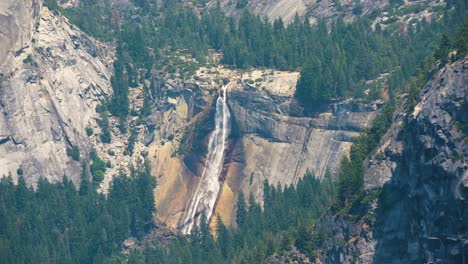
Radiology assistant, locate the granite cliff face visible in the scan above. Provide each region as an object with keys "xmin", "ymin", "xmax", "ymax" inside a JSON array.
[
  {"xmin": 0, "ymin": 0, "xmax": 41, "ymax": 63},
  {"xmin": 214, "ymin": 73, "xmax": 379, "ymax": 227},
  {"xmin": 208, "ymin": 0, "xmax": 388, "ymax": 24},
  {"xmin": 1, "ymin": 2, "xmax": 376, "ymax": 228},
  {"xmin": 146, "ymin": 68, "xmax": 379, "ymax": 229},
  {"xmin": 0, "ymin": 0, "xmax": 381, "ymax": 234},
  {"xmin": 317, "ymin": 58, "xmax": 467, "ymax": 263},
  {"xmin": 0, "ymin": 2, "xmax": 113, "ymax": 186},
  {"xmin": 0, "ymin": 3, "xmax": 463, "ymax": 255}
]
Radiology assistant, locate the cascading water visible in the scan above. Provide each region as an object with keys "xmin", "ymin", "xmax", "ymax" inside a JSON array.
[{"xmin": 180, "ymin": 84, "xmax": 231, "ymax": 234}]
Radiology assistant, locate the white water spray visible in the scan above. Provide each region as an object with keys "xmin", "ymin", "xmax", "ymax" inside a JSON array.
[{"xmin": 180, "ymin": 84, "xmax": 231, "ymax": 234}]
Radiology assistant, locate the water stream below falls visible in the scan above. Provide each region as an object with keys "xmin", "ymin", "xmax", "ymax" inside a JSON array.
[{"xmin": 180, "ymin": 84, "xmax": 231, "ymax": 234}]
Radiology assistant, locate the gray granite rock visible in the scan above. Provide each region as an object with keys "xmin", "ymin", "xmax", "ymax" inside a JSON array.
[
  {"xmin": 317, "ymin": 59, "xmax": 467, "ymax": 264},
  {"xmin": 0, "ymin": 5, "xmax": 113, "ymax": 187}
]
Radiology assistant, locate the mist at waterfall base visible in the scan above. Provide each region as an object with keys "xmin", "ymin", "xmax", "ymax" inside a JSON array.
[{"xmin": 181, "ymin": 85, "xmax": 231, "ymax": 234}]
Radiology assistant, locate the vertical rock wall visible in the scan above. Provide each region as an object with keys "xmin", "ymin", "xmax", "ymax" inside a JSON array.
[
  {"xmin": 0, "ymin": 0, "xmax": 41, "ymax": 64},
  {"xmin": 317, "ymin": 58, "xmax": 467, "ymax": 264},
  {"xmin": 0, "ymin": 6, "xmax": 113, "ymax": 186}
]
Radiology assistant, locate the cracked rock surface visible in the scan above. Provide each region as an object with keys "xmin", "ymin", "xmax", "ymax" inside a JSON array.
[{"xmin": 0, "ymin": 4, "xmax": 113, "ymax": 186}]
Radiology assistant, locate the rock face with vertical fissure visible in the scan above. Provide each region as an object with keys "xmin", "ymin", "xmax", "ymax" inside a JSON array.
[{"xmin": 316, "ymin": 58, "xmax": 467, "ymax": 264}]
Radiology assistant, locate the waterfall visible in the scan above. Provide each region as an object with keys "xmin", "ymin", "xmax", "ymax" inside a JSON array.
[{"xmin": 180, "ymin": 84, "xmax": 231, "ymax": 234}]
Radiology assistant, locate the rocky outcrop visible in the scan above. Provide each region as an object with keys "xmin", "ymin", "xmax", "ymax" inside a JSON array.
[
  {"xmin": 226, "ymin": 78, "xmax": 378, "ymax": 187},
  {"xmin": 267, "ymin": 246, "xmax": 313, "ymax": 264},
  {"xmin": 369, "ymin": 58, "xmax": 468, "ymax": 263},
  {"xmin": 0, "ymin": 6, "xmax": 113, "ymax": 186},
  {"xmin": 216, "ymin": 0, "xmax": 309, "ymax": 24},
  {"xmin": 212, "ymin": 70, "xmax": 379, "ymax": 228},
  {"xmin": 0, "ymin": 0, "xmax": 41, "ymax": 64},
  {"xmin": 146, "ymin": 67, "xmax": 379, "ymax": 230},
  {"xmin": 147, "ymin": 69, "xmax": 226, "ymax": 228},
  {"xmin": 307, "ymin": 0, "xmax": 388, "ymax": 24},
  {"xmin": 317, "ymin": 58, "xmax": 467, "ymax": 263},
  {"xmin": 208, "ymin": 0, "xmax": 389, "ymax": 24}
]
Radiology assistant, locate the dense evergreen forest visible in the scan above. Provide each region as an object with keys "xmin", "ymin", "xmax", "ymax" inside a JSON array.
[
  {"xmin": 3, "ymin": 0, "xmax": 465, "ymax": 263},
  {"xmin": 0, "ymin": 162, "xmax": 155, "ymax": 264},
  {"xmin": 129, "ymin": 20, "xmax": 467, "ymax": 263},
  {"xmin": 127, "ymin": 175, "xmax": 335, "ymax": 263},
  {"xmin": 47, "ymin": 0, "xmax": 466, "ymax": 115}
]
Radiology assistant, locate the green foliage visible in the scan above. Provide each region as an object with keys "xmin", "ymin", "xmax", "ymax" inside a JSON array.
[
  {"xmin": 396, "ymin": 4, "xmax": 424, "ymax": 15},
  {"xmin": 31, "ymin": 2, "xmax": 465, "ymax": 262},
  {"xmin": 90, "ymin": 149, "xmax": 106, "ymax": 184},
  {"xmin": 109, "ymin": 46, "xmax": 129, "ymax": 119},
  {"xmin": 66, "ymin": 145, "xmax": 81, "ymax": 161},
  {"xmin": 216, "ymin": 216, "xmax": 232, "ymax": 258},
  {"xmin": 236, "ymin": 192, "xmax": 247, "ymax": 228},
  {"xmin": 127, "ymin": 127, "xmax": 138, "ymax": 155},
  {"xmin": 453, "ymin": 19, "xmax": 468, "ymax": 58},
  {"xmin": 360, "ymin": 190, "xmax": 383, "ymax": 205},
  {"xmin": 407, "ymin": 21, "xmax": 468, "ymax": 113},
  {"xmin": 177, "ymin": 112, "xmax": 214, "ymax": 155},
  {"xmin": 44, "ymin": 0, "xmax": 58, "ymax": 10},
  {"xmin": 334, "ymin": 102, "xmax": 395, "ymax": 212},
  {"xmin": 138, "ymin": 174, "xmax": 335, "ymax": 263},
  {"xmin": 295, "ymin": 221, "xmax": 322, "ymax": 258},
  {"xmin": 22, "ymin": 55, "xmax": 34, "ymax": 64},
  {"xmin": 55, "ymin": 0, "xmax": 464, "ymax": 124},
  {"xmin": 140, "ymin": 85, "xmax": 152, "ymax": 117},
  {"xmin": 295, "ymin": 59, "xmax": 332, "ymax": 111},
  {"xmin": 22, "ymin": 54, "xmax": 39, "ymax": 67},
  {"xmin": 97, "ymin": 105, "xmax": 112, "ymax": 143},
  {"xmin": 332, "ymin": 20, "xmax": 468, "ymax": 213},
  {"xmin": 0, "ymin": 161, "xmax": 156, "ymax": 264},
  {"xmin": 352, "ymin": 5, "xmax": 363, "ymax": 15},
  {"xmin": 389, "ymin": 0, "xmax": 404, "ymax": 7},
  {"xmin": 236, "ymin": 0, "xmax": 249, "ymax": 9},
  {"xmin": 61, "ymin": 0, "xmax": 114, "ymax": 41},
  {"xmin": 51, "ymin": 0, "xmax": 463, "ymax": 131},
  {"xmin": 435, "ymin": 19, "xmax": 468, "ymax": 66},
  {"xmin": 435, "ymin": 34, "xmax": 451, "ymax": 65},
  {"xmin": 85, "ymin": 127, "xmax": 94, "ymax": 137}
]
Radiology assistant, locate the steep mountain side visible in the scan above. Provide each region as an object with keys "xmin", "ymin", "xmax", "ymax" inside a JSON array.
[
  {"xmin": 0, "ymin": 1, "xmax": 379, "ymax": 226},
  {"xmin": 0, "ymin": 0, "xmax": 41, "ymax": 63},
  {"xmin": 214, "ymin": 72, "xmax": 379, "ymax": 227},
  {"xmin": 146, "ymin": 69, "xmax": 226, "ymax": 229},
  {"xmin": 0, "ymin": 5, "xmax": 113, "ymax": 186},
  {"xmin": 146, "ymin": 67, "xmax": 379, "ymax": 229},
  {"xmin": 0, "ymin": 0, "xmax": 456, "ymax": 239},
  {"xmin": 317, "ymin": 58, "xmax": 467, "ymax": 263}
]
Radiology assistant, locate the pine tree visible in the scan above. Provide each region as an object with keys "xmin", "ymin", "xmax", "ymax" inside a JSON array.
[
  {"xmin": 435, "ymin": 34, "xmax": 451, "ymax": 65},
  {"xmin": 136, "ymin": 161, "xmax": 156, "ymax": 234},
  {"xmin": 15, "ymin": 174, "xmax": 29, "ymax": 210},
  {"xmin": 236, "ymin": 192, "xmax": 247, "ymax": 228},
  {"xmin": 216, "ymin": 216, "xmax": 231, "ymax": 258},
  {"xmin": 79, "ymin": 162, "xmax": 91, "ymax": 196}
]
